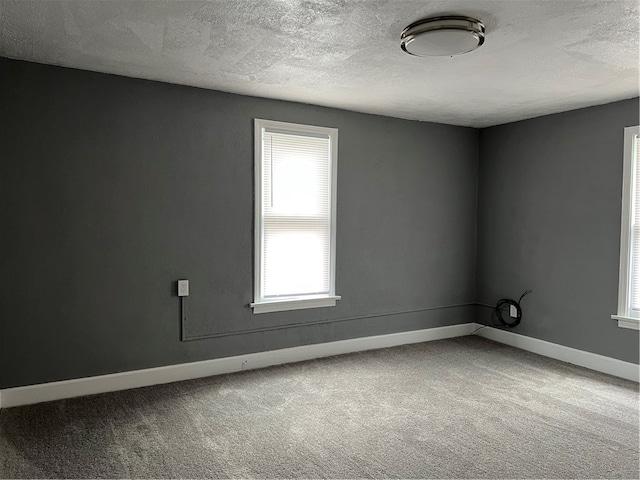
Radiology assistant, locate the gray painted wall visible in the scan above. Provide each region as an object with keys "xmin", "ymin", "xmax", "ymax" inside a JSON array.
[
  {"xmin": 476, "ymin": 98, "xmax": 640, "ymax": 364},
  {"xmin": 0, "ymin": 58, "xmax": 479, "ymax": 389}
]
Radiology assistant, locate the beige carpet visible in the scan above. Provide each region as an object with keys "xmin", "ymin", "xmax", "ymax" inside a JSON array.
[{"xmin": 0, "ymin": 336, "xmax": 638, "ymax": 478}]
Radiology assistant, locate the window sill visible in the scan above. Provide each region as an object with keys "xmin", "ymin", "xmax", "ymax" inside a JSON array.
[
  {"xmin": 251, "ymin": 295, "xmax": 341, "ymax": 314},
  {"xmin": 611, "ymin": 315, "xmax": 640, "ymax": 330}
]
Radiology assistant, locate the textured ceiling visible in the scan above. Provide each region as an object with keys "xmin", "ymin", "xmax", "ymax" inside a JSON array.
[{"xmin": 0, "ymin": 0, "xmax": 638, "ymax": 127}]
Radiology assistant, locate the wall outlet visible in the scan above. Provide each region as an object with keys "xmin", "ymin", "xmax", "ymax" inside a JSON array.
[
  {"xmin": 510, "ymin": 304, "xmax": 518, "ymax": 318},
  {"xmin": 178, "ymin": 280, "xmax": 189, "ymax": 297}
]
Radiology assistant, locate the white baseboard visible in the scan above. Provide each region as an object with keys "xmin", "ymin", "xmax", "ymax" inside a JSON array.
[
  {"xmin": 0, "ymin": 322, "xmax": 477, "ymax": 409},
  {"xmin": 474, "ymin": 324, "xmax": 640, "ymax": 382},
  {"xmin": 3, "ymin": 322, "xmax": 634, "ymax": 409}
]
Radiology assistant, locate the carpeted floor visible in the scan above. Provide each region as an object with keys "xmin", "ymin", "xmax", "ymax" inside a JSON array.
[{"xmin": 0, "ymin": 335, "xmax": 638, "ymax": 479}]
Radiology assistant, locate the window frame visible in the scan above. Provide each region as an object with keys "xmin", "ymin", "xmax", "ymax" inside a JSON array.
[
  {"xmin": 251, "ymin": 118, "xmax": 340, "ymax": 314},
  {"xmin": 612, "ymin": 125, "xmax": 640, "ymax": 330}
]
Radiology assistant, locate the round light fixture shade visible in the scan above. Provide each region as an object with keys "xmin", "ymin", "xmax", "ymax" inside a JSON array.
[{"xmin": 401, "ymin": 16, "xmax": 485, "ymax": 57}]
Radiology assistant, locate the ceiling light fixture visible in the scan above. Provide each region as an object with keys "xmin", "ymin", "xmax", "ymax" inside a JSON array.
[{"xmin": 400, "ymin": 16, "xmax": 485, "ymax": 57}]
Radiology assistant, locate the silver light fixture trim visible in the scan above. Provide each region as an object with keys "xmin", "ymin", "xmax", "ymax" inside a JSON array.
[{"xmin": 401, "ymin": 16, "xmax": 485, "ymax": 57}]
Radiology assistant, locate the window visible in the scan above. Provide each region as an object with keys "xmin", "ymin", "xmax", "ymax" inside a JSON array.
[
  {"xmin": 613, "ymin": 125, "xmax": 640, "ymax": 330},
  {"xmin": 251, "ymin": 119, "xmax": 340, "ymax": 314}
]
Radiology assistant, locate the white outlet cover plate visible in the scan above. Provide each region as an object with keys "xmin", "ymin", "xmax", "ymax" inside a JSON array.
[{"xmin": 178, "ymin": 280, "xmax": 189, "ymax": 297}]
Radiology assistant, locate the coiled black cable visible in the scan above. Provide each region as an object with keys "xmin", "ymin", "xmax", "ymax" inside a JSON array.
[{"xmin": 493, "ymin": 290, "xmax": 532, "ymax": 328}]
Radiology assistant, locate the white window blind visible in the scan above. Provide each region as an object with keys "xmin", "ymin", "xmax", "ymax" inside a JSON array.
[
  {"xmin": 628, "ymin": 133, "xmax": 640, "ymax": 313},
  {"xmin": 252, "ymin": 119, "xmax": 339, "ymax": 314}
]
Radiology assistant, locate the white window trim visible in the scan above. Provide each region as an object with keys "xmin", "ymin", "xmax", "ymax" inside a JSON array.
[
  {"xmin": 251, "ymin": 119, "xmax": 340, "ymax": 314},
  {"xmin": 612, "ymin": 125, "xmax": 640, "ymax": 330}
]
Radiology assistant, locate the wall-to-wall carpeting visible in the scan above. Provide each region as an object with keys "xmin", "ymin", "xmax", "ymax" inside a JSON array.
[{"xmin": 0, "ymin": 336, "xmax": 637, "ymax": 479}]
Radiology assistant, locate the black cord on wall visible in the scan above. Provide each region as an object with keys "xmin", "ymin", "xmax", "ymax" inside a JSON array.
[
  {"xmin": 493, "ymin": 289, "xmax": 532, "ymax": 328},
  {"xmin": 471, "ymin": 290, "xmax": 532, "ymax": 335}
]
